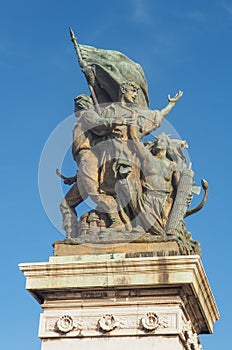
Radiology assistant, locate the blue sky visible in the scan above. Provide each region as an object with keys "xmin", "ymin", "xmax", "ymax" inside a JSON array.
[{"xmin": 1, "ymin": 0, "xmax": 231, "ymax": 348}]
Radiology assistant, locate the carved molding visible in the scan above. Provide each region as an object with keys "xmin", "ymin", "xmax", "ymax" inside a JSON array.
[
  {"xmin": 183, "ymin": 321, "xmax": 203, "ymax": 350},
  {"xmin": 41, "ymin": 310, "xmax": 177, "ymax": 338}
]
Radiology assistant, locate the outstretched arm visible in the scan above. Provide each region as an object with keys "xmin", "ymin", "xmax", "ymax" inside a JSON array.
[
  {"xmin": 160, "ymin": 90, "xmax": 183, "ymax": 118},
  {"xmin": 81, "ymin": 110, "xmax": 116, "ymax": 136},
  {"xmin": 140, "ymin": 91, "xmax": 183, "ymax": 137},
  {"xmin": 81, "ymin": 109, "xmax": 133, "ymax": 136}
]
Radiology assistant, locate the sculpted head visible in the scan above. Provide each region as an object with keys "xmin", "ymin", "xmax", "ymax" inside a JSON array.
[
  {"xmin": 153, "ymin": 133, "xmax": 170, "ymax": 153},
  {"xmin": 120, "ymin": 81, "xmax": 139, "ymax": 103}
]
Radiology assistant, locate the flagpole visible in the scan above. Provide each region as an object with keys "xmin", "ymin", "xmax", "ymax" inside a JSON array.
[{"xmin": 69, "ymin": 27, "xmax": 101, "ymax": 114}]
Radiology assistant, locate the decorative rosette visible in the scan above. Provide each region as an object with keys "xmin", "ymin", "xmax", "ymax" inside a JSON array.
[
  {"xmin": 98, "ymin": 314, "xmax": 117, "ymax": 332},
  {"xmin": 55, "ymin": 315, "xmax": 74, "ymax": 334},
  {"xmin": 141, "ymin": 312, "xmax": 159, "ymax": 331}
]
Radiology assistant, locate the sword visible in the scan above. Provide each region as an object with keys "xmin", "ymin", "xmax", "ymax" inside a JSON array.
[{"xmin": 56, "ymin": 169, "xmax": 76, "ymax": 185}]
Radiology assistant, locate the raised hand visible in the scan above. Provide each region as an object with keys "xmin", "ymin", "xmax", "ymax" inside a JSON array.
[{"xmin": 168, "ymin": 90, "xmax": 183, "ymax": 103}]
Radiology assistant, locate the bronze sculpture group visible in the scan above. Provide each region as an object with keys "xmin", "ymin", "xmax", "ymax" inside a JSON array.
[{"xmin": 57, "ymin": 29, "xmax": 208, "ymax": 254}]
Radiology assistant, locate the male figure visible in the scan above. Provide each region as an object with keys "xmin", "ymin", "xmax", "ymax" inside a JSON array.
[
  {"xmin": 61, "ymin": 84, "xmax": 183, "ymax": 237},
  {"xmin": 60, "ymin": 94, "xmax": 129, "ymax": 238},
  {"xmin": 124, "ymin": 131, "xmax": 180, "ymax": 234},
  {"xmin": 60, "ymin": 95, "xmax": 94, "ymax": 238},
  {"xmin": 81, "ymin": 82, "xmax": 183, "ymax": 221}
]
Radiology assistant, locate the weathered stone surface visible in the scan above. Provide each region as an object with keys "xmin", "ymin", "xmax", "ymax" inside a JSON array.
[
  {"xmin": 59, "ymin": 33, "xmax": 208, "ymax": 246},
  {"xmin": 19, "ymin": 254, "xmax": 219, "ymax": 344},
  {"xmin": 39, "ymin": 336, "xmax": 184, "ymax": 350},
  {"xmin": 53, "ymin": 240, "xmax": 180, "ymax": 256}
]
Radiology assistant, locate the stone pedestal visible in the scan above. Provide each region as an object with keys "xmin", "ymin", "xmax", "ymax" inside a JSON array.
[{"xmin": 19, "ymin": 249, "xmax": 219, "ymax": 350}]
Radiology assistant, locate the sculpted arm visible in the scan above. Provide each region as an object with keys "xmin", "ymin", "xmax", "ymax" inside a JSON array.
[
  {"xmin": 172, "ymin": 165, "xmax": 180, "ymax": 190},
  {"xmin": 129, "ymin": 124, "xmax": 153, "ymax": 170},
  {"xmin": 81, "ymin": 109, "xmax": 124, "ymax": 136},
  {"xmin": 160, "ymin": 90, "xmax": 183, "ymax": 118},
  {"xmin": 140, "ymin": 91, "xmax": 183, "ymax": 137}
]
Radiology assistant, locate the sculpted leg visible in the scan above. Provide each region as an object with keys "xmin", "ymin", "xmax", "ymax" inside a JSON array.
[
  {"xmin": 78, "ymin": 151, "xmax": 124, "ymax": 229},
  {"xmin": 60, "ymin": 183, "xmax": 87, "ymax": 238}
]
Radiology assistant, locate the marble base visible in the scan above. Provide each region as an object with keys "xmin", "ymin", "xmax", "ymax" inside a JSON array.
[
  {"xmin": 19, "ymin": 253, "xmax": 219, "ymax": 350},
  {"xmin": 39, "ymin": 336, "xmax": 184, "ymax": 350}
]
